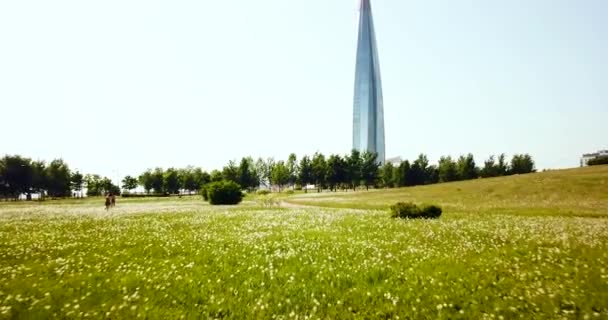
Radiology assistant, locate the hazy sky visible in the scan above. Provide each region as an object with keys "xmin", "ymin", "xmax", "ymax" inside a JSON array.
[{"xmin": 1, "ymin": 0, "xmax": 606, "ymax": 181}]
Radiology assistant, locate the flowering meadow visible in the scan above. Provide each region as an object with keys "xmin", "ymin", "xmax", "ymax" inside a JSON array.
[{"xmin": 1, "ymin": 167, "xmax": 608, "ymax": 319}]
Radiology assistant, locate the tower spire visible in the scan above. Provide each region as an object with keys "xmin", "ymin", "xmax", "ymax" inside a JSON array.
[
  {"xmin": 352, "ymin": 0, "xmax": 385, "ymax": 164},
  {"xmin": 360, "ymin": 0, "xmax": 370, "ymax": 11}
]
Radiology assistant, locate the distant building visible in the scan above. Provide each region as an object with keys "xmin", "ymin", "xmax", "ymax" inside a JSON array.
[
  {"xmin": 385, "ymin": 156, "xmax": 403, "ymax": 166},
  {"xmin": 581, "ymin": 150, "xmax": 608, "ymax": 167},
  {"xmin": 352, "ymin": 0, "xmax": 385, "ymax": 164}
]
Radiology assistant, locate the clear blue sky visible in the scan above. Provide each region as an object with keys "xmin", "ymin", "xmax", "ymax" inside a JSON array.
[{"xmin": 1, "ymin": 0, "xmax": 606, "ymax": 181}]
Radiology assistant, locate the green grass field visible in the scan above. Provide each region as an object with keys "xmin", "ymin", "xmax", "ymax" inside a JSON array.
[{"xmin": 1, "ymin": 166, "xmax": 607, "ymax": 319}]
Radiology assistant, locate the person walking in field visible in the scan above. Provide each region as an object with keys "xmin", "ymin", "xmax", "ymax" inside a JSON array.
[
  {"xmin": 105, "ymin": 194, "xmax": 111, "ymax": 210},
  {"xmin": 111, "ymin": 193, "xmax": 116, "ymax": 207}
]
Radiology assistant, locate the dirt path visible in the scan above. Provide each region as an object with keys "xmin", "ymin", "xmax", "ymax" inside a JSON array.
[{"xmin": 279, "ymin": 201, "xmax": 315, "ymax": 209}]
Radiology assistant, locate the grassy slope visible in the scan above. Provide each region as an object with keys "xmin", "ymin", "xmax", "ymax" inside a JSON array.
[{"xmin": 286, "ymin": 165, "xmax": 608, "ymax": 217}]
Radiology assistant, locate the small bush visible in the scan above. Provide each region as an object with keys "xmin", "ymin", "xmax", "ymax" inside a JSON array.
[
  {"xmin": 284, "ymin": 190, "xmax": 295, "ymax": 195},
  {"xmin": 390, "ymin": 202, "xmax": 419, "ymax": 219},
  {"xmin": 390, "ymin": 202, "xmax": 442, "ymax": 219},
  {"xmin": 257, "ymin": 190, "xmax": 271, "ymax": 196},
  {"xmin": 421, "ymin": 204, "xmax": 442, "ymax": 219},
  {"xmin": 206, "ymin": 181, "xmax": 244, "ymax": 205}
]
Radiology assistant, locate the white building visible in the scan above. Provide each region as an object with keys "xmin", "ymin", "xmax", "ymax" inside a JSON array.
[
  {"xmin": 581, "ymin": 150, "xmax": 608, "ymax": 167},
  {"xmin": 385, "ymin": 156, "xmax": 403, "ymax": 166}
]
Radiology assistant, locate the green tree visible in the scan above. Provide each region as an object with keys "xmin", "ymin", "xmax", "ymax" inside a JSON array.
[
  {"xmin": 222, "ymin": 161, "xmax": 239, "ymax": 184},
  {"xmin": 264, "ymin": 158, "xmax": 275, "ymax": 189},
  {"xmin": 409, "ymin": 154, "xmax": 429, "ymax": 186},
  {"xmin": 151, "ymin": 168, "xmax": 165, "ymax": 194},
  {"xmin": 271, "ymin": 161, "xmax": 290, "ymax": 192},
  {"xmin": 45, "ymin": 159, "xmax": 72, "ymax": 198},
  {"xmin": 456, "ymin": 154, "xmax": 478, "ymax": 180},
  {"xmin": 394, "ymin": 160, "xmax": 410, "ymax": 187},
  {"xmin": 380, "ymin": 162, "xmax": 395, "ymax": 188},
  {"xmin": 361, "ymin": 151, "xmax": 380, "ymax": 190},
  {"xmin": 192, "ymin": 168, "xmax": 210, "ymax": 192},
  {"xmin": 311, "ymin": 152, "xmax": 328, "ymax": 192},
  {"xmin": 30, "ymin": 160, "xmax": 48, "ymax": 200},
  {"xmin": 210, "ymin": 170, "xmax": 223, "ymax": 183},
  {"xmin": 480, "ymin": 155, "xmax": 501, "ymax": 178},
  {"xmin": 178, "ymin": 168, "xmax": 194, "ymax": 194},
  {"xmin": 287, "ymin": 153, "xmax": 298, "ymax": 189},
  {"xmin": 0, "ymin": 160, "xmax": 5, "ymax": 200},
  {"xmin": 121, "ymin": 175, "xmax": 138, "ymax": 192},
  {"xmin": 510, "ymin": 154, "xmax": 535, "ymax": 174},
  {"xmin": 298, "ymin": 156, "xmax": 313, "ymax": 193},
  {"xmin": 346, "ymin": 149, "xmax": 362, "ymax": 190},
  {"xmin": 254, "ymin": 158, "xmax": 268, "ymax": 189},
  {"xmin": 71, "ymin": 171, "xmax": 84, "ymax": 197},
  {"xmin": 101, "ymin": 177, "xmax": 120, "ymax": 195},
  {"xmin": 427, "ymin": 165, "xmax": 439, "ymax": 184},
  {"xmin": 138, "ymin": 170, "xmax": 154, "ymax": 194},
  {"xmin": 85, "ymin": 174, "xmax": 103, "ymax": 196},
  {"xmin": 438, "ymin": 156, "xmax": 458, "ymax": 182},
  {"xmin": 0, "ymin": 155, "xmax": 33, "ymax": 200},
  {"xmin": 238, "ymin": 157, "xmax": 258, "ymax": 191},
  {"xmin": 164, "ymin": 168, "xmax": 181, "ymax": 194},
  {"xmin": 326, "ymin": 154, "xmax": 347, "ymax": 191},
  {"xmin": 497, "ymin": 153, "xmax": 509, "ymax": 176}
]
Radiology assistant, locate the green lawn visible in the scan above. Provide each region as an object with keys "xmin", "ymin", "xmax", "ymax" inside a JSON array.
[{"xmin": 1, "ymin": 167, "xmax": 607, "ymax": 319}]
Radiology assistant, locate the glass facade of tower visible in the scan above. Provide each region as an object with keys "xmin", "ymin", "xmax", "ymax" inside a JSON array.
[{"xmin": 352, "ymin": 0, "xmax": 385, "ymax": 164}]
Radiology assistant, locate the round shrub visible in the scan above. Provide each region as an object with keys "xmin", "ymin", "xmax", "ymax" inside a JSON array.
[
  {"xmin": 390, "ymin": 202, "xmax": 420, "ymax": 219},
  {"xmin": 390, "ymin": 202, "xmax": 442, "ymax": 219},
  {"xmin": 421, "ymin": 204, "xmax": 442, "ymax": 219},
  {"xmin": 206, "ymin": 181, "xmax": 244, "ymax": 205}
]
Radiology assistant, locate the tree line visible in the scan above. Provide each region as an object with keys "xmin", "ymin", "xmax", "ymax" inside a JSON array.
[
  {"xmin": 130, "ymin": 151, "xmax": 384, "ymax": 195},
  {"xmin": 0, "ymin": 155, "xmax": 119, "ymax": 200},
  {"xmin": 1, "ymin": 151, "xmax": 536, "ymax": 200},
  {"xmin": 379, "ymin": 153, "xmax": 534, "ymax": 188},
  {"xmin": 130, "ymin": 151, "xmax": 535, "ymax": 195}
]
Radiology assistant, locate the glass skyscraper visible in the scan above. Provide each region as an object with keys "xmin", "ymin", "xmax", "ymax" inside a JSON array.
[{"xmin": 352, "ymin": 0, "xmax": 385, "ymax": 164}]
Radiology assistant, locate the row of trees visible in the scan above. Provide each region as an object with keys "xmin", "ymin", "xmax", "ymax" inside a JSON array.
[
  {"xmin": 129, "ymin": 151, "xmax": 381, "ymax": 195},
  {"xmin": 379, "ymin": 153, "xmax": 535, "ymax": 188},
  {"xmin": 130, "ymin": 151, "xmax": 534, "ymax": 194},
  {"xmin": 217, "ymin": 151, "xmax": 382, "ymax": 193},
  {"xmin": 1, "ymin": 151, "xmax": 538, "ymax": 200},
  {"xmin": 0, "ymin": 155, "xmax": 119, "ymax": 200},
  {"xmin": 127, "ymin": 167, "xmax": 213, "ymax": 195}
]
